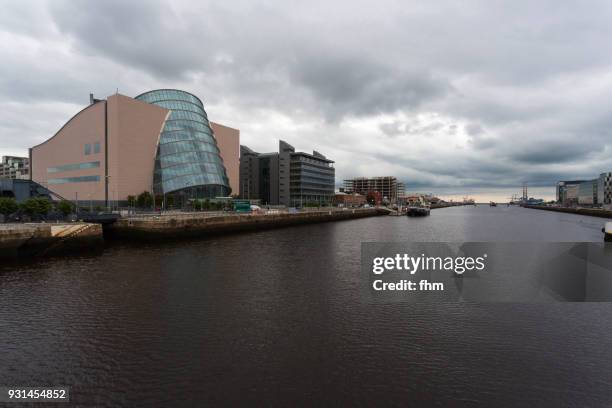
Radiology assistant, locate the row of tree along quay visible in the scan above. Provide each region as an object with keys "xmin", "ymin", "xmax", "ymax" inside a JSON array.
[
  {"xmin": 0, "ymin": 197, "xmax": 74, "ymax": 223},
  {"xmin": 126, "ymin": 192, "xmax": 226, "ymax": 211},
  {"xmin": 0, "ymin": 191, "xmax": 230, "ymax": 225}
]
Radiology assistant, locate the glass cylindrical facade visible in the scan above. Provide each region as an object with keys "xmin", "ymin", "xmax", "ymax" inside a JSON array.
[{"xmin": 135, "ymin": 89, "xmax": 231, "ymax": 199}]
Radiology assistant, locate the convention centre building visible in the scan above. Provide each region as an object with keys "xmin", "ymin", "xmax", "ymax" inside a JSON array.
[{"xmin": 30, "ymin": 89, "xmax": 239, "ymax": 208}]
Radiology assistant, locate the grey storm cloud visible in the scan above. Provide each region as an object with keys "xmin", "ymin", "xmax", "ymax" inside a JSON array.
[
  {"xmin": 2, "ymin": 0, "xmax": 612, "ymax": 198},
  {"xmin": 511, "ymin": 142, "xmax": 594, "ymax": 165}
]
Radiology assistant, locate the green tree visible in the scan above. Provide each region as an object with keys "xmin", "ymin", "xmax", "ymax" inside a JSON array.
[
  {"xmin": 193, "ymin": 199, "xmax": 202, "ymax": 211},
  {"xmin": 155, "ymin": 194, "xmax": 163, "ymax": 209},
  {"xmin": 166, "ymin": 194, "xmax": 175, "ymax": 208},
  {"xmin": 126, "ymin": 195, "xmax": 136, "ymax": 207},
  {"xmin": 57, "ymin": 200, "xmax": 74, "ymax": 216},
  {"xmin": 136, "ymin": 191, "xmax": 153, "ymax": 208},
  {"xmin": 20, "ymin": 197, "xmax": 52, "ymax": 219},
  {"xmin": 0, "ymin": 197, "xmax": 18, "ymax": 221}
]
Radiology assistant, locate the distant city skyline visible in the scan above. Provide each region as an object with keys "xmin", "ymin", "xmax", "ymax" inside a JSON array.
[{"xmin": 2, "ymin": 1, "xmax": 612, "ymax": 203}]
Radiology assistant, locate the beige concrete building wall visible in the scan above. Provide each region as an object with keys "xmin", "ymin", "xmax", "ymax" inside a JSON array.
[
  {"xmin": 31, "ymin": 94, "xmax": 169, "ymax": 204},
  {"xmin": 107, "ymin": 94, "xmax": 168, "ymax": 201},
  {"xmin": 31, "ymin": 101, "xmax": 107, "ymax": 201},
  {"xmin": 211, "ymin": 122, "xmax": 240, "ymax": 196}
]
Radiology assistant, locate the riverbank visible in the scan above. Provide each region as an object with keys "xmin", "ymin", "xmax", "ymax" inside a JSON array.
[
  {"xmin": 523, "ymin": 205, "xmax": 612, "ymax": 219},
  {"xmin": 105, "ymin": 208, "xmax": 388, "ymax": 240},
  {"xmin": 431, "ymin": 203, "xmax": 473, "ymax": 209},
  {"xmin": 0, "ymin": 223, "xmax": 103, "ymax": 258}
]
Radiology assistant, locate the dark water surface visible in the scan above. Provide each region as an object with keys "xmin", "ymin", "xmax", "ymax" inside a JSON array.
[{"xmin": 1, "ymin": 206, "xmax": 612, "ymax": 406}]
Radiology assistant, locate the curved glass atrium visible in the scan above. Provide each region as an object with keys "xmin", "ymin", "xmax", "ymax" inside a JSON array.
[{"xmin": 135, "ymin": 89, "xmax": 230, "ymax": 200}]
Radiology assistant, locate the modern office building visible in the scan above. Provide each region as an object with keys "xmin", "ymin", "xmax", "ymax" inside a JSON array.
[
  {"xmin": 597, "ymin": 172, "xmax": 612, "ymax": 208},
  {"xmin": 343, "ymin": 176, "xmax": 405, "ymax": 204},
  {"xmin": 557, "ymin": 180, "xmax": 584, "ymax": 206},
  {"xmin": 30, "ymin": 90, "xmax": 237, "ymax": 207},
  {"xmin": 0, "ymin": 156, "xmax": 30, "ymax": 179},
  {"xmin": 577, "ymin": 179, "xmax": 598, "ymax": 206},
  {"xmin": 239, "ymin": 140, "xmax": 335, "ymax": 206},
  {"xmin": 239, "ymin": 145, "xmax": 280, "ymax": 204},
  {"xmin": 557, "ymin": 173, "xmax": 612, "ymax": 208}
]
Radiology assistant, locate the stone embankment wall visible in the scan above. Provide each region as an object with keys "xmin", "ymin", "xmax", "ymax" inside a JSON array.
[
  {"xmin": 105, "ymin": 208, "xmax": 388, "ymax": 240},
  {"xmin": 0, "ymin": 223, "xmax": 103, "ymax": 258},
  {"xmin": 523, "ymin": 205, "xmax": 612, "ymax": 219}
]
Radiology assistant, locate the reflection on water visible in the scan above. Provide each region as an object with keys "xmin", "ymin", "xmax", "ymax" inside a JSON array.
[{"xmin": 1, "ymin": 206, "xmax": 612, "ymax": 406}]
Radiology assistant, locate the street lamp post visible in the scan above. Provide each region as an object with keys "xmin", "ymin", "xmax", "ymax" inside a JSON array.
[{"xmin": 105, "ymin": 175, "xmax": 111, "ymax": 212}]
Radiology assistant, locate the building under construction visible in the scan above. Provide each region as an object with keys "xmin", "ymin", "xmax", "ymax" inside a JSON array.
[{"xmin": 343, "ymin": 176, "xmax": 405, "ymax": 203}]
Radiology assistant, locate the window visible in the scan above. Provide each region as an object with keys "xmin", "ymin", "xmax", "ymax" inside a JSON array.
[
  {"xmin": 47, "ymin": 161, "xmax": 100, "ymax": 173},
  {"xmin": 84, "ymin": 143, "xmax": 91, "ymax": 155},
  {"xmin": 94, "ymin": 142, "xmax": 101, "ymax": 154},
  {"xmin": 48, "ymin": 175, "xmax": 100, "ymax": 184}
]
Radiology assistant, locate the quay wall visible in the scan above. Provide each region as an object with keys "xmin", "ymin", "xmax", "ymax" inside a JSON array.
[
  {"xmin": 0, "ymin": 223, "xmax": 103, "ymax": 258},
  {"xmin": 105, "ymin": 208, "xmax": 388, "ymax": 240},
  {"xmin": 430, "ymin": 203, "xmax": 474, "ymax": 209},
  {"xmin": 523, "ymin": 205, "xmax": 612, "ymax": 219}
]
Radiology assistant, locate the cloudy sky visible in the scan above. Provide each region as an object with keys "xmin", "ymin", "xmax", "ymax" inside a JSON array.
[{"xmin": 2, "ymin": 0, "xmax": 612, "ymax": 201}]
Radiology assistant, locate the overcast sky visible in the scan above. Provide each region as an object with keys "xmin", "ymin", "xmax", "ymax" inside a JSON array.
[{"xmin": 2, "ymin": 0, "xmax": 612, "ymax": 201}]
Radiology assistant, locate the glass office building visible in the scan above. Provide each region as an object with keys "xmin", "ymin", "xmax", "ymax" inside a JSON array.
[
  {"xmin": 240, "ymin": 140, "xmax": 335, "ymax": 206},
  {"xmin": 136, "ymin": 89, "xmax": 231, "ymax": 201}
]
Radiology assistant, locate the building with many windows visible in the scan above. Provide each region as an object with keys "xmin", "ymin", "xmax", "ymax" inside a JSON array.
[
  {"xmin": 0, "ymin": 156, "xmax": 29, "ymax": 179},
  {"xmin": 577, "ymin": 179, "xmax": 598, "ymax": 206},
  {"xmin": 238, "ymin": 145, "xmax": 280, "ymax": 204},
  {"xmin": 239, "ymin": 140, "xmax": 335, "ymax": 206},
  {"xmin": 597, "ymin": 172, "xmax": 612, "ymax": 209},
  {"xmin": 556, "ymin": 180, "xmax": 584, "ymax": 207},
  {"xmin": 557, "ymin": 173, "xmax": 612, "ymax": 208},
  {"xmin": 342, "ymin": 176, "xmax": 405, "ymax": 204},
  {"xmin": 30, "ymin": 90, "xmax": 237, "ymax": 207}
]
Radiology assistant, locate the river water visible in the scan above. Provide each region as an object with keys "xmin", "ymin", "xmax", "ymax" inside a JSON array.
[{"xmin": 1, "ymin": 206, "xmax": 611, "ymax": 406}]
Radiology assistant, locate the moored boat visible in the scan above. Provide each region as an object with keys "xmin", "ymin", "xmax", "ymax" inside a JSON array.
[{"xmin": 406, "ymin": 205, "xmax": 430, "ymax": 216}]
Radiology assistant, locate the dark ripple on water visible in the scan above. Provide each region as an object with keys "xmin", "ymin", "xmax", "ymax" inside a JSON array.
[{"xmin": 1, "ymin": 206, "xmax": 612, "ymax": 406}]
